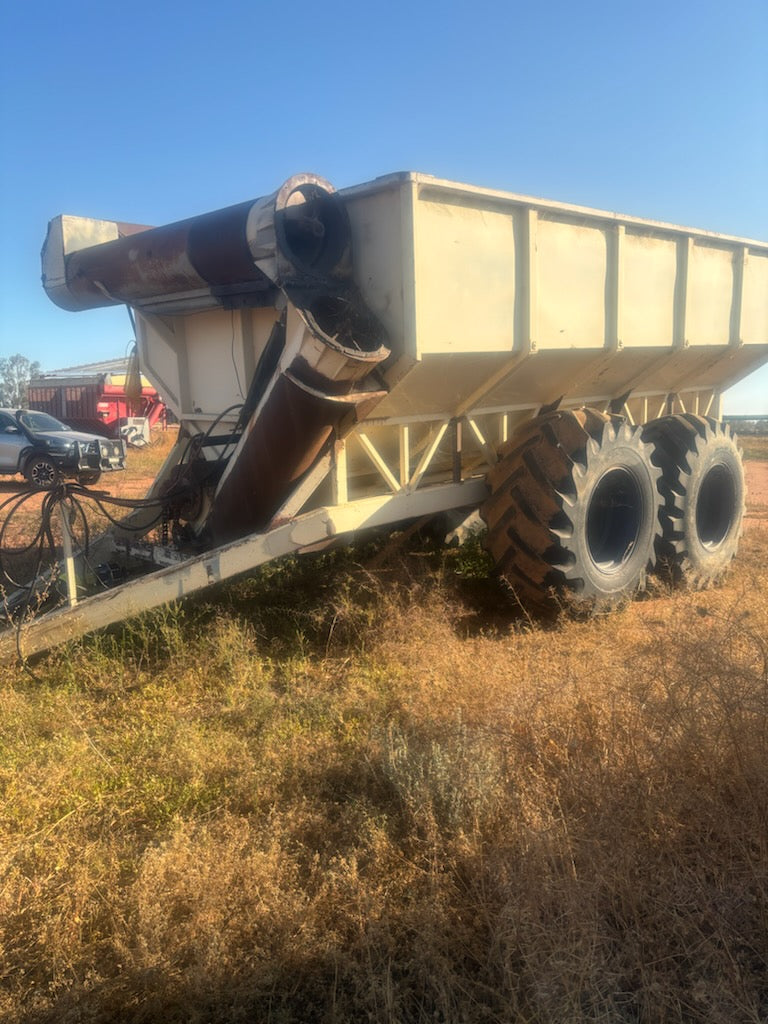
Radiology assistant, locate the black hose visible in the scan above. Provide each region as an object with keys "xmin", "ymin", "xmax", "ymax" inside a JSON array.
[{"xmin": 0, "ymin": 477, "xmax": 194, "ymax": 594}]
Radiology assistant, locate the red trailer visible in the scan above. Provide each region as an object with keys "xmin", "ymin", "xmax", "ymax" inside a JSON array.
[{"xmin": 28, "ymin": 360, "xmax": 165, "ymax": 440}]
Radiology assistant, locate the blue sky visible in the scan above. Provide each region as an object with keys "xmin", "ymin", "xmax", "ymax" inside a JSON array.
[{"xmin": 1, "ymin": 0, "xmax": 766, "ymax": 411}]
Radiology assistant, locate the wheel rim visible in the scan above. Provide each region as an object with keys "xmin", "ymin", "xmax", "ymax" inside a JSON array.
[
  {"xmin": 696, "ymin": 463, "xmax": 736, "ymax": 549},
  {"xmin": 31, "ymin": 461, "xmax": 56, "ymax": 487},
  {"xmin": 586, "ymin": 468, "xmax": 643, "ymax": 574}
]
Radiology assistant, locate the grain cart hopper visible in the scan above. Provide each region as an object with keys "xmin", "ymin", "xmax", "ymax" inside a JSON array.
[{"xmin": 1, "ymin": 171, "xmax": 767, "ymax": 660}]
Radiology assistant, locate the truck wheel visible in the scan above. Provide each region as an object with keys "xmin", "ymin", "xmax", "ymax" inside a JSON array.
[
  {"xmin": 642, "ymin": 414, "xmax": 745, "ymax": 587},
  {"xmin": 481, "ymin": 408, "xmax": 662, "ymax": 611},
  {"xmin": 25, "ymin": 455, "xmax": 60, "ymax": 490}
]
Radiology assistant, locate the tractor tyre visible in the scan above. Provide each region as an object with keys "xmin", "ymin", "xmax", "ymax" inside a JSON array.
[
  {"xmin": 481, "ymin": 408, "xmax": 662, "ymax": 611},
  {"xmin": 642, "ymin": 414, "xmax": 745, "ymax": 587}
]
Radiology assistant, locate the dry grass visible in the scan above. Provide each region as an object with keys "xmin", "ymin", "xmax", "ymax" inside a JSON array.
[
  {"xmin": 738, "ymin": 434, "xmax": 768, "ymax": 461},
  {"xmin": 0, "ymin": 450, "xmax": 767, "ymax": 1022}
]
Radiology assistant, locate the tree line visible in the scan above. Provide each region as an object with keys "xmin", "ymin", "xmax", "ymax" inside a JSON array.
[{"xmin": 0, "ymin": 354, "xmax": 41, "ymax": 408}]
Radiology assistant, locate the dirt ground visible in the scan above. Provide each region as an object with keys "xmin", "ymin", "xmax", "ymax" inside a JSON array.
[{"xmin": 744, "ymin": 458, "xmax": 768, "ymax": 524}]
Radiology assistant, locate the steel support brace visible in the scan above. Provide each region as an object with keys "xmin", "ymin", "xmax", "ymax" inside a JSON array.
[
  {"xmin": 355, "ymin": 419, "xmax": 454, "ymax": 493},
  {"xmin": 60, "ymin": 500, "xmax": 79, "ymax": 608},
  {"xmin": 1, "ymin": 478, "xmax": 488, "ymax": 662}
]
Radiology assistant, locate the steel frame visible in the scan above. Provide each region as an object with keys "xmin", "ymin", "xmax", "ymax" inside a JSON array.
[
  {"xmin": 1, "ymin": 479, "xmax": 486, "ymax": 662},
  {"xmin": 0, "ymin": 381, "xmax": 722, "ymax": 663}
]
